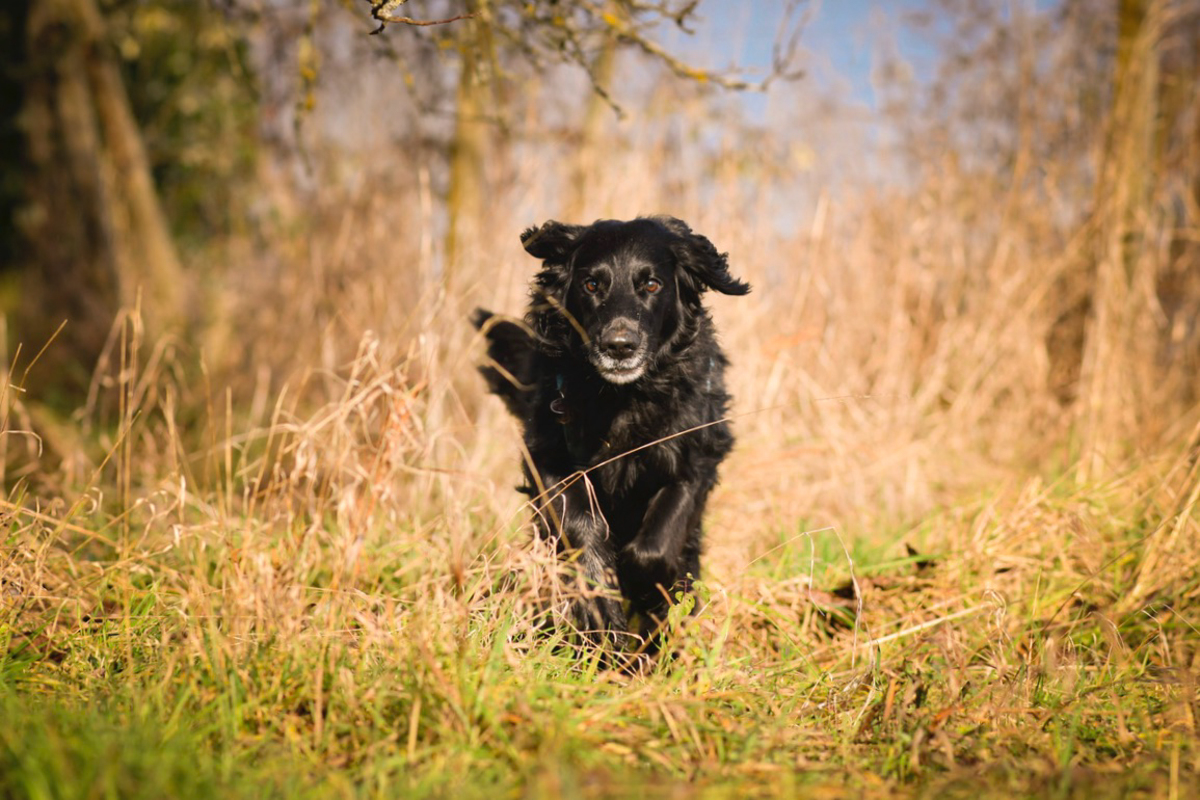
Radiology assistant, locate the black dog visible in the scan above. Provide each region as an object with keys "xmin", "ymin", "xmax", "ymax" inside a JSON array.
[{"xmin": 473, "ymin": 216, "xmax": 749, "ymax": 657}]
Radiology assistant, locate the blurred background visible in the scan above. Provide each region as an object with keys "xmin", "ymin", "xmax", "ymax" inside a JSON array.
[{"xmin": 1, "ymin": 0, "xmax": 1198, "ymax": 568}]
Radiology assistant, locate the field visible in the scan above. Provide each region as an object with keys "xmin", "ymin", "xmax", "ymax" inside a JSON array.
[{"xmin": 3, "ymin": 1, "xmax": 1200, "ymax": 798}]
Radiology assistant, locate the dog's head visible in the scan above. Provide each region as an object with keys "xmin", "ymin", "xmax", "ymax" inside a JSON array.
[{"xmin": 522, "ymin": 216, "xmax": 750, "ymax": 385}]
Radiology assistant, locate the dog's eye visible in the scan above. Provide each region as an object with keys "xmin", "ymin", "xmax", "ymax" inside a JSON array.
[
  {"xmin": 643, "ymin": 278, "xmax": 663, "ymax": 294},
  {"xmin": 582, "ymin": 278, "xmax": 601, "ymax": 294}
]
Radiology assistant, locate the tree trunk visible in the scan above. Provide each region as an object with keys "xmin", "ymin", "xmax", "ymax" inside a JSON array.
[
  {"xmin": 1076, "ymin": 0, "xmax": 1162, "ymax": 480},
  {"xmin": 565, "ymin": 7, "xmax": 619, "ymax": 221},
  {"xmin": 445, "ymin": 0, "xmax": 495, "ymax": 278},
  {"xmin": 18, "ymin": 0, "xmax": 184, "ymax": 398}
]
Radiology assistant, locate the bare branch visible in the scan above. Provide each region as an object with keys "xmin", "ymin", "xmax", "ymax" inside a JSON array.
[
  {"xmin": 361, "ymin": 0, "xmax": 805, "ymax": 98},
  {"xmin": 582, "ymin": 0, "xmax": 806, "ymax": 92},
  {"xmin": 365, "ymin": 0, "xmax": 478, "ymax": 35},
  {"xmin": 767, "ymin": 0, "xmax": 811, "ymax": 89}
]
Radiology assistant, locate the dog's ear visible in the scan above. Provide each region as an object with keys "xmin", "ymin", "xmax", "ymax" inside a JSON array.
[
  {"xmin": 520, "ymin": 220, "xmax": 585, "ymax": 262},
  {"xmin": 655, "ymin": 216, "xmax": 751, "ymax": 297}
]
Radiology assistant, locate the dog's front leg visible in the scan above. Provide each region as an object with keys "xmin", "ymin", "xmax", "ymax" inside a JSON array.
[
  {"xmin": 532, "ymin": 473, "xmax": 629, "ymax": 649},
  {"xmin": 619, "ymin": 481, "xmax": 701, "ymax": 613}
]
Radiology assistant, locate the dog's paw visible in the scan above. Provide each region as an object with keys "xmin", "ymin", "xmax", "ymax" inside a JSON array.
[
  {"xmin": 619, "ymin": 538, "xmax": 679, "ymax": 605},
  {"xmin": 470, "ymin": 307, "xmax": 494, "ymax": 331}
]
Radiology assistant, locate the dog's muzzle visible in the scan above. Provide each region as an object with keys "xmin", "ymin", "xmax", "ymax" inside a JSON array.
[{"xmin": 592, "ymin": 319, "xmax": 648, "ymax": 384}]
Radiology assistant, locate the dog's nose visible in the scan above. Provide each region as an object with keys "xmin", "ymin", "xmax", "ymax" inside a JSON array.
[{"xmin": 600, "ymin": 326, "xmax": 640, "ymax": 360}]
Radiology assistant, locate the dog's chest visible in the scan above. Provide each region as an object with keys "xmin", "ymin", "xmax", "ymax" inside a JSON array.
[{"xmin": 562, "ymin": 395, "xmax": 681, "ymax": 492}]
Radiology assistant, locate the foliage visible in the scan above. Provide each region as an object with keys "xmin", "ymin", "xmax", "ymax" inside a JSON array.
[{"xmin": 104, "ymin": 0, "xmax": 259, "ymax": 247}]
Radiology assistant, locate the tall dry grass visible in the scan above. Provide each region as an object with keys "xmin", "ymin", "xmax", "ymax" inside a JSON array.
[
  {"xmin": 7, "ymin": 50, "xmax": 1197, "ymax": 651},
  {"xmin": 3, "ymin": 3, "xmax": 1199, "ymax": 795}
]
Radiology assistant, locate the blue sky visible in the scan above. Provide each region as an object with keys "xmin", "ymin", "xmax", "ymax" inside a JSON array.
[
  {"xmin": 690, "ymin": 0, "xmax": 936, "ymax": 112},
  {"xmin": 647, "ymin": 1, "xmax": 947, "ymax": 222}
]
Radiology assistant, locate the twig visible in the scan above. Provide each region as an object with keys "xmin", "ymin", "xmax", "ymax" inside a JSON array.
[{"xmin": 366, "ymin": 1, "xmax": 478, "ymax": 35}]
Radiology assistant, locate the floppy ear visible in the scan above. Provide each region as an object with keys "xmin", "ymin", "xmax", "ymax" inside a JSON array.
[
  {"xmin": 520, "ymin": 221, "xmax": 586, "ymax": 353},
  {"xmin": 655, "ymin": 216, "xmax": 751, "ymax": 297},
  {"xmin": 520, "ymin": 220, "xmax": 585, "ymax": 262}
]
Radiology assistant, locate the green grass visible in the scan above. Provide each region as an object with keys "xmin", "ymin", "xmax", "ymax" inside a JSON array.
[
  {"xmin": 3, "ymin": 450, "xmax": 1198, "ymax": 799},
  {"xmin": 3, "ymin": 309, "xmax": 1197, "ymax": 798}
]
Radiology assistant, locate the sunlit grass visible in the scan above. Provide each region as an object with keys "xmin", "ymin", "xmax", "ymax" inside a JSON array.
[
  {"xmin": 4, "ymin": 19, "xmax": 1200, "ymax": 789},
  {"xmin": 3, "ymin": 387, "xmax": 1197, "ymax": 798}
]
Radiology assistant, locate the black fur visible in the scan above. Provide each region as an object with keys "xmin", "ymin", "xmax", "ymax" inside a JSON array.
[{"xmin": 473, "ymin": 216, "xmax": 749, "ymax": 658}]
